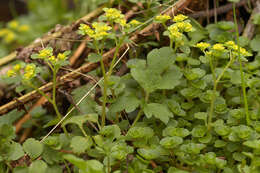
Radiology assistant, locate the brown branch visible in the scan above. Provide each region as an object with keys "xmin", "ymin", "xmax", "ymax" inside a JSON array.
[
  {"xmin": 0, "ymin": 0, "xmax": 192, "ymax": 115},
  {"xmin": 189, "ymin": 0, "xmax": 249, "ymax": 19}
]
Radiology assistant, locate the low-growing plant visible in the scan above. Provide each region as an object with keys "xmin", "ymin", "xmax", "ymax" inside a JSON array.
[{"xmin": 2, "ymin": 1, "xmax": 260, "ymax": 172}]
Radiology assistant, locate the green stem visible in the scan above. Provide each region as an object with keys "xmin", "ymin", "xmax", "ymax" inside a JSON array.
[
  {"xmin": 52, "ymin": 69, "xmax": 60, "ymax": 119},
  {"xmin": 233, "ymin": 3, "xmax": 250, "ymax": 125},
  {"xmin": 27, "ymin": 82, "xmax": 53, "ymax": 104},
  {"xmin": 208, "ymin": 54, "xmax": 217, "ymax": 130},
  {"xmin": 132, "ymin": 109, "xmax": 143, "ymax": 127},
  {"xmin": 63, "ymin": 160, "xmax": 71, "ymax": 173}
]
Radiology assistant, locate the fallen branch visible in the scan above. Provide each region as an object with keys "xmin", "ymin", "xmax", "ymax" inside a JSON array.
[
  {"xmin": 189, "ymin": 0, "xmax": 249, "ymax": 19},
  {"xmin": 0, "ymin": 0, "xmax": 192, "ymax": 115}
]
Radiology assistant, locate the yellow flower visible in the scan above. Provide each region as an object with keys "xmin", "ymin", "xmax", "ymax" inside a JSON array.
[
  {"xmin": 116, "ymin": 19, "xmax": 129, "ymax": 28},
  {"xmin": 129, "ymin": 20, "xmax": 141, "ymax": 26},
  {"xmin": 48, "ymin": 56, "xmax": 57, "ymax": 64},
  {"xmin": 23, "ymin": 64, "xmax": 36, "ymax": 80},
  {"xmin": 176, "ymin": 22, "xmax": 193, "ymax": 32},
  {"xmin": 168, "ymin": 25, "xmax": 179, "ymax": 33},
  {"xmin": 205, "ymin": 51, "xmax": 213, "ymax": 56},
  {"xmin": 212, "ymin": 44, "xmax": 225, "ymax": 51},
  {"xmin": 155, "ymin": 14, "xmax": 171, "ymax": 23},
  {"xmin": 168, "ymin": 25, "xmax": 182, "ymax": 39},
  {"xmin": 7, "ymin": 69, "xmax": 16, "ymax": 77},
  {"xmin": 13, "ymin": 64, "xmax": 21, "ymax": 72},
  {"xmin": 4, "ymin": 31, "xmax": 15, "ymax": 43},
  {"xmin": 57, "ymin": 53, "xmax": 66, "ymax": 60},
  {"xmin": 103, "ymin": 8, "xmax": 124, "ymax": 21},
  {"xmin": 173, "ymin": 14, "xmax": 188, "ymax": 22},
  {"xmin": 0, "ymin": 29, "xmax": 9, "ymax": 37},
  {"xmin": 18, "ymin": 25, "xmax": 29, "ymax": 32},
  {"xmin": 8, "ymin": 20, "xmax": 19, "ymax": 29},
  {"xmin": 39, "ymin": 49, "xmax": 53, "ymax": 58},
  {"xmin": 196, "ymin": 42, "xmax": 211, "ymax": 51},
  {"xmin": 79, "ymin": 24, "xmax": 94, "ymax": 36}
]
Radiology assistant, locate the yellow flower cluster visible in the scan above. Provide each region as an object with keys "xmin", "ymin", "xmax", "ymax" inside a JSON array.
[
  {"xmin": 196, "ymin": 42, "xmax": 211, "ymax": 51},
  {"xmin": 79, "ymin": 22, "xmax": 112, "ymax": 40},
  {"xmin": 155, "ymin": 14, "xmax": 171, "ymax": 23},
  {"xmin": 6, "ymin": 63, "xmax": 36, "ymax": 80},
  {"xmin": 0, "ymin": 20, "xmax": 29, "ymax": 44},
  {"xmin": 167, "ymin": 14, "xmax": 193, "ymax": 41},
  {"xmin": 37, "ymin": 48, "xmax": 69, "ymax": 65},
  {"xmin": 196, "ymin": 41, "xmax": 252, "ymax": 57},
  {"xmin": 173, "ymin": 14, "xmax": 188, "ymax": 22},
  {"xmin": 23, "ymin": 64, "xmax": 36, "ymax": 80},
  {"xmin": 212, "ymin": 44, "xmax": 225, "ymax": 51},
  {"xmin": 6, "ymin": 64, "xmax": 22, "ymax": 77},
  {"xmin": 103, "ymin": 8, "xmax": 124, "ymax": 22},
  {"xmin": 129, "ymin": 20, "xmax": 141, "ymax": 26}
]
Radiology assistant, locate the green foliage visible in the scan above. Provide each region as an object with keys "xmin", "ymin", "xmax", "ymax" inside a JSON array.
[{"xmin": 2, "ymin": 2, "xmax": 260, "ymax": 173}]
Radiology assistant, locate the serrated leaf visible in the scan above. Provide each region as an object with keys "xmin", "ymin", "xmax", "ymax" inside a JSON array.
[
  {"xmin": 29, "ymin": 160, "xmax": 47, "ymax": 173},
  {"xmin": 109, "ymin": 93, "xmax": 140, "ymax": 113},
  {"xmin": 62, "ymin": 114, "xmax": 98, "ymax": 128},
  {"xmin": 63, "ymin": 154, "xmax": 104, "ymax": 173},
  {"xmin": 87, "ymin": 53, "xmax": 102, "ymax": 63},
  {"xmin": 70, "ymin": 136, "xmax": 93, "ymax": 154},
  {"xmin": 23, "ymin": 138, "xmax": 43, "ymax": 159},
  {"xmin": 8, "ymin": 142, "xmax": 24, "ymax": 161},
  {"xmin": 144, "ymin": 103, "xmax": 173, "ymax": 124},
  {"xmin": 160, "ymin": 136, "xmax": 183, "ymax": 149}
]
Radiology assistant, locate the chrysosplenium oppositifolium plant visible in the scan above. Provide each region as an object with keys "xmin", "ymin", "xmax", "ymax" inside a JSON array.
[{"xmin": 3, "ymin": 5, "xmax": 260, "ymax": 173}]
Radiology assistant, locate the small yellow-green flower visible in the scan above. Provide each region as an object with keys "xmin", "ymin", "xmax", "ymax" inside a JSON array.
[
  {"xmin": 48, "ymin": 55, "xmax": 57, "ymax": 64},
  {"xmin": 18, "ymin": 25, "xmax": 29, "ymax": 32},
  {"xmin": 0, "ymin": 29, "xmax": 9, "ymax": 37},
  {"xmin": 196, "ymin": 42, "xmax": 211, "ymax": 51},
  {"xmin": 176, "ymin": 22, "xmax": 193, "ymax": 32},
  {"xmin": 155, "ymin": 14, "xmax": 171, "ymax": 23},
  {"xmin": 129, "ymin": 20, "xmax": 141, "ymax": 26},
  {"xmin": 57, "ymin": 53, "xmax": 66, "ymax": 60},
  {"xmin": 173, "ymin": 14, "xmax": 188, "ymax": 22},
  {"xmin": 116, "ymin": 19, "xmax": 129, "ymax": 28},
  {"xmin": 13, "ymin": 64, "xmax": 21, "ymax": 72},
  {"xmin": 212, "ymin": 44, "xmax": 225, "ymax": 51},
  {"xmin": 7, "ymin": 69, "xmax": 16, "ymax": 77},
  {"xmin": 8, "ymin": 20, "xmax": 19, "ymax": 30},
  {"xmin": 103, "ymin": 8, "xmax": 124, "ymax": 21},
  {"xmin": 23, "ymin": 64, "xmax": 36, "ymax": 80},
  {"xmin": 4, "ymin": 31, "xmax": 15, "ymax": 43},
  {"xmin": 205, "ymin": 51, "xmax": 213, "ymax": 56},
  {"xmin": 39, "ymin": 48, "xmax": 53, "ymax": 59}
]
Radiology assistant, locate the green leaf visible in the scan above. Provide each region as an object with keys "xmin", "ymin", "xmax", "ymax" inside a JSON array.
[
  {"xmin": 0, "ymin": 109, "xmax": 24, "ymax": 126},
  {"xmin": 250, "ymin": 34, "xmax": 260, "ymax": 52},
  {"xmin": 184, "ymin": 68, "xmax": 206, "ymax": 80},
  {"xmin": 109, "ymin": 93, "xmax": 140, "ymax": 113},
  {"xmin": 100, "ymin": 125, "xmax": 121, "ymax": 140},
  {"xmin": 111, "ymin": 142, "xmax": 134, "ymax": 160},
  {"xmin": 160, "ymin": 136, "xmax": 183, "ymax": 149},
  {"xmin": 87, "ymin": 53, "xmax": 102, "ymax": 63},
  {"xmin": 180, "ymin": 143, "xmax": 206, "ymax": 154},
  {"xmin": 167, "ymin": 100, "xmax": 186, "ymax": 117},
  {"xmin": 217, "ymin": 21, "xmax": 235, "ymax": 31},
  {"xmin": 62, "ymin": 114, "xmax": 98, "ymax": 128},
  {"xmin": 168, "ymin": 167, "xmax": 189, "ymax": 173},
  {"xmin": 63, "ymin": 154, "xmax": 104, "ymax": 173},
  {"xmin": 163, "ymin": 127, "xmax": 190, "ymax": 138},
  {"xmin": 70, "ymin": 136, "xmax": 93, "ymax": 154},
  {"xmin": 144, "ymin": 103, "xmax": 173, "ymax": 124},
  {"xmin": 13, "ymin": 167, "xmax": 29, "ymax": 173},
  {"xmin": 8, "ymin": 142, "xmax": 24, "ymax": 161},
  {"xmin": 29, "ymin": 160, "xmax": 47, "ymax": 173},
  {"xmin": 191, "ymin": 125, "xmax": 207, "ymax": 138},
  {"xmin": 129, "ymin": 47, "xmax": 181, "ymax": 93},
  {"xmin": 127, "ymin": 126, "xmax": 154, "ymax": 139},
  {"xmin": 23, "ymin": 138, "xmax": 43, "ymax": 159},
  {"xmin": 243, "ymin": 140, "xmax": 260, "ymax": 149}
]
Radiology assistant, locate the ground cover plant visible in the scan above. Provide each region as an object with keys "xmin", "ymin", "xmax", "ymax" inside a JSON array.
[{"xmin": 1, "ymin": 0, "xmax": 260, "ymax": 172}]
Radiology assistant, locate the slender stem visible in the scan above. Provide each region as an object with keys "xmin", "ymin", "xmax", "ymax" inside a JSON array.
[
  {"xmin": 132, "ymin": 109, "xmax": 143, "ymax": 127},
  {"xmin": 208, "ymin": 54, "xmax": 217, "ymax": 130},
  {"xmin": 26, "ymin": 82, "xmax": 53, "ymax": 104},
  {"xmin": 107, "ymin": 37, "xmax": 125, "ymax": 77},
  {"xmin": 233, "ymin": 3, "xmax": 250, "ymax": 125}
]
